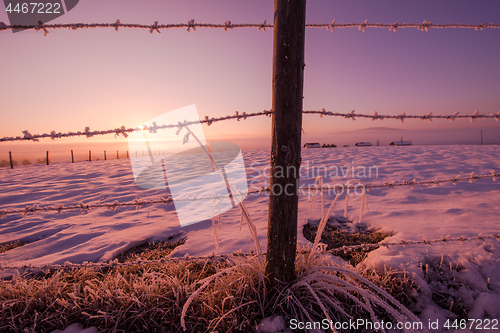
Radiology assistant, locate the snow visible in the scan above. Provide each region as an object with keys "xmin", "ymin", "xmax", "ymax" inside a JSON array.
[
  {"xmin": 256, "ymin": 316, "xmax": 291, "ymax": 333},
  {"xmin": 1, "ymin": 144, "xmax": 500, "ymax": 329},
  {"xmin": 51, "ymin": 323, "xmax": 98, "ymax": 333}
]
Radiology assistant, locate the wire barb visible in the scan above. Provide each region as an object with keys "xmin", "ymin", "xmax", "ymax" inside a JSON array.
[
  {"xmin": 149, "ymin": 21, "xmax": 160, "ymax": 34},
  {"xmin": 328, "ymin": 19, "xmax": 336, "ymax": 32},
  {"xmin": 187, "ymin": 19, "xmax": 196, "ymax": 32},
  {"xmin": 358, "ymin": 20, "xmax": 369, "ymax": 32},
  {"xmin": 419, "ymin": 20, "xmax": 432, "ymax": 32},
  {"xmin": 223, "ymin": 20, "xmax": 233, "ymax": 32},
  {"xmin": 35, "ymin": 20, "xmax": 49, "ymax": 36},
  {"xmin": 389, "ymin": 21, "xmax": 399, "ymax": 32},
  {"xmin": 258, "ymin": 20, "xmax": 267, "ymax": 32}
]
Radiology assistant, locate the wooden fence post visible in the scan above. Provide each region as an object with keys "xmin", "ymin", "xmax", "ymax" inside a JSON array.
[
  {"xmin": 265, "ymin": 0, "xmax": 307, "ymax": 286},
  {"xmin": 89, "ymin": 150, "xmax": 92, "ymax": 162},
  {"xmin": 127, "ymin": 151, "xmax": 129, "ymax": 158},
  {"xmin": 46, "ymin": 151, "xmax": 49, "ymax": 165},
  {"xmin": 9, "ymin": 151, "xmax": 14, "ymax": 169},
  {"xmin": 71, "ymin": 150, "xmax": 74, "ymax": 163},
  {"xmin": 104, "ymin": 150, "xmax": 107, "ymax": 160},
  {"xmin": 117, "ymin": 151, "xmax": 119, "ymax": 159}
]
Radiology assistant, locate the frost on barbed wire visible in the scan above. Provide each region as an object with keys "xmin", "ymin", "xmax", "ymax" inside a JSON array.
[
  {"xmin": 1, "ymin": 125, "xmax": 142, "ymax": 142},
  {"xmin": 0, "ymin": 197, "xmax": 176, "ymax": 219},
  {"xmin": 0, "ymin": 171, "xmax": 498, "ymax": 219},
  {"xmin": 0, "ymin": 19, "xmax": 275, "ymax": 35},
  {"xmin": 304, "ymin": 109, "xmax": 500, "ymax": 123},
  {"xmin": 2, "ymin": 20, "xmax": 500, "ymax": 35},
  {"xmin": 2, "ymin": 110, "xmax": 500, "ymax": 142},
  {"xmin": 21, "ymin": 130, "xmax": 38, "ymax": 142},
  {"xmin": 0, "ymin": 233, "xmax": 498, "ymax": 272}
]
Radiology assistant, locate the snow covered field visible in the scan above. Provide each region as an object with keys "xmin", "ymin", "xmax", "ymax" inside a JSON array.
[{"xmin": 1, "ymin": 144, "xmax": 499, "ymax": 329}]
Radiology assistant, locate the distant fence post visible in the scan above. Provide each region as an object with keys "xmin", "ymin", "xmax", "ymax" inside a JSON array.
[
  {"xmin": 117, "ymin": 150, "xmax": 119, "ymax": 159},
  {"xmin": 265, "ymin": 0, "xmax": 306, "ymax": 286},
  {"xmin": 9, "ymin": 151, "xmax": 13, "ymax": 169},
  {"xmin": 71, "ymin": 150, "xmax": 74, "ymax": 163},
  {"xmin": 104, "ymin": 150, "xmax": 107, "ymax": 160},
  {"xmin": 89, "ymin": 150, "xmax": 92, "ymax": 162},
  {"xmin": 46, "ymin": 151, "xmax": 49, "ymax": 165},
  {"xmin": 127, "ymin": 151, "xmax": 129, "ymax": 159}
]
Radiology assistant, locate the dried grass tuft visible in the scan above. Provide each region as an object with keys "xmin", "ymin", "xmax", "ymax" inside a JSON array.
[
  {"xmin": 1, "ymin": 238, "xmax": 427, "ymax": 332},
  {"xmin": 0, "ymin": 241, "xmax": 24, "ymax": 254},
  {"xmin": 420, "ymin": 255, "xmax": 470, "ymax": 319},
  {"xmin": 303, "ymin": 217, "xmax": 392, "ymax": 266},
  {"xmin": 272, "ymin": 252, "xmax": 427, "ymax": 333},
  {"xmin": 0, "ymin": 240, "xmax": 265, "ymax": 332}
]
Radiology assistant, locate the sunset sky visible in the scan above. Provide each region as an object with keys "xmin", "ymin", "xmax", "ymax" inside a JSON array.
[{"xmin": 1, "ymin": 0, "xmax": 500, "ymax": 155}]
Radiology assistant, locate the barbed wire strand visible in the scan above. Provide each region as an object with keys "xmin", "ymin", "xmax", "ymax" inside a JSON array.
[
  {"xmin": 0, "ymin": 171, "xmax": 497, "ymax": 219},
  {"xmin": 1, "ymin": 20, "xmax": 500, "ymax": 36},
  {"xmin": 305, "ymin": 109, "xmax": 500, "ymax": 123},
  {"xmin": 310, "ymin": 21, "xmax": 500, "ymax": 32},
  {"xmin": 0, "ymin": 190, "xmax": 251, "ymax": 219},
  {"xmin": 0, "ymin": 110, "xmax": 273, "ymax": 142},
  {"xmin": 0, "ymin": 233, "xmax": 497, "ymax": 272},
  {"xmin": 2, "ymin": 109, "xmax": 499, "ymax": 143}
]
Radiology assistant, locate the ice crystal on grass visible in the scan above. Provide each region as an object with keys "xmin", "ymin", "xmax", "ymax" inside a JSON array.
[
  {"xmin": 0, "ymin": 239, "xmax": 448, "ymax": 333},
  {"xmin": 277, "ymin": 253, "xmax": 426, "ymax": 333}
]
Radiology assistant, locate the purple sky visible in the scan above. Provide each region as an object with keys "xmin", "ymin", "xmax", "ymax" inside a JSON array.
[{"xmin": 1, "ymin": 0, "xmax": 500, "ymax": 154}]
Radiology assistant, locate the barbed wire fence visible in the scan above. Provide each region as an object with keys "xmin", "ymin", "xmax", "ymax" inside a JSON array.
[
  {"xmin": 1, "ymin": 18, "xmax": 500, "ymax": 272},
  {"xmin": 1, "ymin": 109, "xmax": 499, "ymax": 143},
  {"xmin": 1, "ymin": 19, "xmax": 500, "ymax": 36},
  {"xmin": 0, "ymin": 164, "xmax": 497, "ymax": 271},
  {"xmin": 1, "ymin": 117, "xmax": 499, "ymax": 270},
  {"xmin": 0, "ymin": 171, "xmax": 498, "ymax": 220},
  {"xmin": 0, "ymin": 234, "xmax": 498, "ymax": 273}
]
